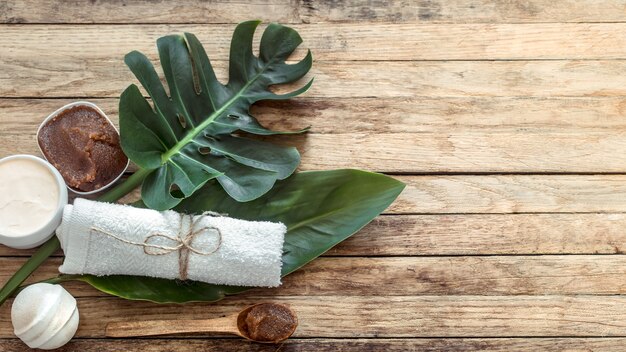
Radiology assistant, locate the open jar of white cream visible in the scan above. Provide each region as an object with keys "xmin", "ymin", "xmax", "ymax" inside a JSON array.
[{"xmin": 0, "ymin": 155, "xmax": 68, "ymax": 248}]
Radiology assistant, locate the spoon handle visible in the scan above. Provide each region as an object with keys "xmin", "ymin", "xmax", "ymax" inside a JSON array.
[{"xmin": 105, "ymin": 315, "xmax": 240, "ymax": 337}]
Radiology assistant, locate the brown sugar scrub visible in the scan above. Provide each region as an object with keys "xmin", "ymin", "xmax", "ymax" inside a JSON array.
[
  {"xmin": 237, "ymin": 303, "xmax": 298, "ymax": 343},
  {"xmin": 37, "ymin": 103, "xmax": 128, "ymax": 193}
]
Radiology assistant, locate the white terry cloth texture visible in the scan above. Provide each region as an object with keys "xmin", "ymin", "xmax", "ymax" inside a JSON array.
[{"xmin": 56, "ymin": 198, "xmax": 286, "ymax": 287}]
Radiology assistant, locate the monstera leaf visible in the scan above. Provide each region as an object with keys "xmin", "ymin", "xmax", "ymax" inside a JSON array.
[
  {"xmin": 120, "ymin": 20, "xmax": 313, "ymax": 210},
  {"xmin": 49, "ymin": 170, "xmax": 405, "ymax": 303}
]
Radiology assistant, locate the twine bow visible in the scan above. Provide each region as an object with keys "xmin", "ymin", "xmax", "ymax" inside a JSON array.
[{"xmin": 90, "ymin": 212, "xmax": 222, "ymax": 281}]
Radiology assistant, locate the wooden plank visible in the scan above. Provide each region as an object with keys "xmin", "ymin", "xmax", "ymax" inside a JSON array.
[
  {"xmin": 394, "ymin": 175, "xmax": 626, "ymax": 214},
  {"xmin": 331, "ymin": 214, "xmax": 626, "ymax": 255},
  {"xmin": 4, "ymin": 99, "xmax": 626, "ymax": 173},
  {"xmin": 5, "ymin": 130, "xmax": 626, "ymax": 173},
  {"xmin": 120, "ymin": 175, "xmax": 626, "ymax": 214},
  {"xmin": 1, "ymin": 175, "xmax": 625, "ymax": 215},
  {"xmin": 283, "ymin": 256, "xmax": 626, "ymax": 296},
  {"xmin": 299, "ymin": 0, "xmax": 626, "ymax": 24},
  {"xmin": 6, "ymin": 255, "xmax": 626, "ymax": 297},
  {"xmin": 254, "ymin": 96, "xmax": 626, "ymax": 133},
  {"xmin": 1, "ymin": 176, "xmax": 626, "ymax": 215},
  {"xmin": 4, "ymin": 213, "xmax": 626, "ymax": 257},
  {"xmin": 6, "ymin": 23, "xmax": 626, "ymax": 61},
  {"xmin": 5, "ymin": 98, "xmax": 626, "ymax": 173},
  {"xmin": 6, "ymin": 101, "xmax": 626, "ymax": 172},
  {"xmin": 5, "ymin": 96, "xmax": 626, "ymax": 134},
  {"xmin": 0, "ymin": 0, "xmax": 299, "ymax": 24},
  {"xmin": 2, "ymin": 295, "xmax": 626, "ymax": 337},
  {"xmin": 3, "ymin": 1, "xmax": 626, "ymax": 24},
  {"xmin": 5, "ymin": 59, "xmax": 626, "ymax": 98},
  {"xmin": 288, "ymin": 132, "xmax": 626, "ymax": 172},
  {"xmin": 4, "ymin": 338, "xmax": 626, "ymax": 352}
]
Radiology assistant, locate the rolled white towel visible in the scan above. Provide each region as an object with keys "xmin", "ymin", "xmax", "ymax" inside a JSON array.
[{"xmin": 56, "ymin": 198, "xmax": 286, "ymax": 287}]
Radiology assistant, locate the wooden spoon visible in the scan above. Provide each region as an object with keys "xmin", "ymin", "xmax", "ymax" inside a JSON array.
[{"xmin": 105, "ymin": 302, "xmax": 298, "ymax": 343}]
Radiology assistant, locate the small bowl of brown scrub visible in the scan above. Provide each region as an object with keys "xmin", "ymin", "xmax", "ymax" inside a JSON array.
[{"xmin": 37, "ymin": 101, "xmax": 129, "ymax": 195}]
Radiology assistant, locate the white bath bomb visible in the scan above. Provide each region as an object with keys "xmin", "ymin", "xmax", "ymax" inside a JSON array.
[{"xmin": 11, "ymin": 283, "xmax": 79, "ymax": 349}]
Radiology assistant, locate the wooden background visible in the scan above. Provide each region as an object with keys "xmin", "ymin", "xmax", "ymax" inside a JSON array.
[{"xmin": 2, "ymin": 0, "xmax": 626, "ymax": 351}]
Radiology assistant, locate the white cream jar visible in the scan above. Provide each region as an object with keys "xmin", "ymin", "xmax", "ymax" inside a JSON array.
[{"xmin": 0, "ymin": 155, "xmax": 68, "ymax": 248}]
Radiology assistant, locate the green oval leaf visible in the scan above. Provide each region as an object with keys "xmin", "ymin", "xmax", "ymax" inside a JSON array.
[
  {"xmin": 120, "ymin": 21, "xmax": 312, "ymax": 210},
  {"xmin": 55, "ymin": 170, "xmax": 404, "ymax": 303}
]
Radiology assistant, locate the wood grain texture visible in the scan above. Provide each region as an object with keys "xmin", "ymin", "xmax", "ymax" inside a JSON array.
[
  {"xmin": 331, "ymin": 214, "xmax": 626, "ymax": 255},
  {"xmin": 4, "ymin": 213, "xmax": 626, "ymax": 257},
  {"xmin": 6, "ymin": 59, "xmax": 626, "ymax": 98},
  {"xmin": 4, "ymin": 98, "xmax": 626, "ymax": 173},
  {"xmin": 7, "ymin": 255, "xmax": 626, "ymax": 297},
  {"xmin": 0, "ymin": 0, "xmax": 299, "ymax": 24},
  {"xmin": 2, "ymin": 295, "xmax": 626, "ymax": 338},
  {"xmin": 5, "ymin": 97, "xmax": 626, "ymax": 134},
  {"xmin": 104, "ymin": 174, "xmax": 626, "ymax": 214},
  {"xmin": 6, "ymin": 23, "xmax": 626, "ymax": 61},
  {"xmin": 3, "ymin": 0, "xmax": 626, "ymax": 349},
  {"xmin": 4, "ymin": 338, "xmax": 626, "ymax": 352},
  {"xmin": 299, "ymin": 0, "xmax": 626, "ymax": 24},
  {"xmin": 4, "ymin": 175, "xmax": 626, "ymax": 216},
  {"xmin": 3, "ymin": 1, "xmax": 626, "ymax": 24},
  {"xmin": 4, "ymin": 100, "xmax": 626, "ymax": 173},
  {"xmin": 287, "ymin": 132, "xmax": 626, "ymax": 172},
  {"xmin": 5, "ymin": 131, "xmax": 626, "ymax": 173},
  {"xmin": 394, "ymin": 175, "xmax": 626, "ymax": 214},
  {"xmin": 118, "ymin": 175, "xmax": 626, "ymax": 214}
]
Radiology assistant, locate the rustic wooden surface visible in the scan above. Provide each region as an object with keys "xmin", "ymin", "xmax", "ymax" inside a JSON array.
[{"xmin": 2, "ymin": 0, "xmax": 626, "ymax": 351}]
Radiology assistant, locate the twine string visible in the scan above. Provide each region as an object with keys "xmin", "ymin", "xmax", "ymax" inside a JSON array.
[{"xmin": 90, "ymin": 212, "xmax": 222, "ymax": 281}]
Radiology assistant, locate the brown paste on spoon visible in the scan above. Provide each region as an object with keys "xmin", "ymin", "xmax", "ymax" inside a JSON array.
[
  {"xmin": 38, "ymin": 105, "xmax": 128, "ymax": 192},
  {"xmin": 239, "ymin": 303, "xmax": 298, "ymax": 342}
]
